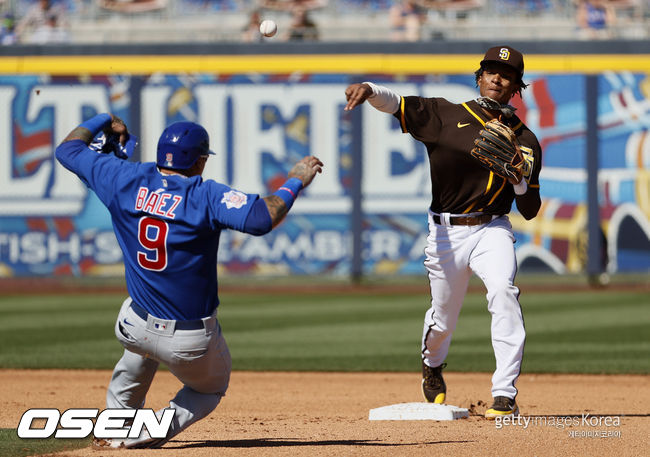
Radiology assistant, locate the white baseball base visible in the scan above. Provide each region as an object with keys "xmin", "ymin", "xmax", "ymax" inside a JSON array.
[{"xmin": 368, "ymin": 402, "xmax": 469, "ymax": 421}]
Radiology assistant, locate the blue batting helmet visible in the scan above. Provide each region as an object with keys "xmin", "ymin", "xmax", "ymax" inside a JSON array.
[{"xmin": 156, "ymin": 122, "xmax": 214, "ymax": 170}]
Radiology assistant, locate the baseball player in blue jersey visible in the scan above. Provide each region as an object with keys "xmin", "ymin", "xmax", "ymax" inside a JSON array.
[{"xmin": 55, "ymin": 113, "xmax": 323, "ymax": 448}]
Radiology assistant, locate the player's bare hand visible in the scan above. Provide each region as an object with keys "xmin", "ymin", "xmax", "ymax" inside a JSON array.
[
  {"xmin": 107, "ymin": 114, "xmax": 129, "ymax": 146},
  {"xmin": 288, "ymin": 156, "xmax": 323, "ymax": 188},
  {"xmin": 344, "ymin": 83, "xmax": 373, "ymax": 111}
]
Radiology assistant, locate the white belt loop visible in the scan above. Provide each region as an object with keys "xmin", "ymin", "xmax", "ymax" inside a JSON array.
[
  {"xmin": 202, "ymin": 314, "xmax": 218, "ymax": 335},
  {"xmin": 441, "ymin": 212, "xmax": 451, "ymax": 226}
]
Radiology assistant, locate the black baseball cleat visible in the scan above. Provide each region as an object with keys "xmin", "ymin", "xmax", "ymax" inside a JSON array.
[
  {"xmin": 485, "ymin": 396, "xmax": 519, "ymax": 419},
  {"xmin": 421, "ymin": 361, "xmax": 447, "ymax": 404}
]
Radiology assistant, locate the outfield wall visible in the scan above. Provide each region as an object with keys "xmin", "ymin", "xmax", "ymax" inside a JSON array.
[{"xmin": 0, "ymin": 43, "xmax": 649, "ymax": 277}]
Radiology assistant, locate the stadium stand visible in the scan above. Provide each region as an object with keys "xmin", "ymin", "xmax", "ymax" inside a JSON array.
[{"xmin": 0, "ymin": 0, "xmax": 647, "ymax": 44}]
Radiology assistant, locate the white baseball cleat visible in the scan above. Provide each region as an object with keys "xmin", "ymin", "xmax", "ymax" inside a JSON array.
[{"xmin": 92, "ymin": 432, "xmax": 167, "ymax": 449}]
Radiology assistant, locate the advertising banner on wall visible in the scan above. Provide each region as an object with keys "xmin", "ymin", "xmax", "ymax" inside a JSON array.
[{"xmin": 0, "ymin": 71, "xmax": 648, "ymax": 277}]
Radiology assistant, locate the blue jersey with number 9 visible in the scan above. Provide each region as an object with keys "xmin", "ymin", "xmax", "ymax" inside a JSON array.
[{"xmin": 56, "ymin": 139, "xmax": 259, "ymax": 320}]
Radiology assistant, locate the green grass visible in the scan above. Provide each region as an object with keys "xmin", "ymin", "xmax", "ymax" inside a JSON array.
[
  {"xmin": 0, "ymin": 288, "xmax": 648, "ymax": 373},
  {"xmin": 0, "ymin": 429, "xmax": 90, "ymax": 457}
]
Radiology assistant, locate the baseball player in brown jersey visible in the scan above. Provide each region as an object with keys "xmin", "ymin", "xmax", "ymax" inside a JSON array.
[{"xmin": 344, "ymin": 45, "xmax": 542, "ymax": 418}]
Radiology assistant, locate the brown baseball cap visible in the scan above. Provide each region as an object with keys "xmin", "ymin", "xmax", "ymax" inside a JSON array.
[{"xmin": 480, "ymin": 45, "xmax": 524, "ymax": 79}]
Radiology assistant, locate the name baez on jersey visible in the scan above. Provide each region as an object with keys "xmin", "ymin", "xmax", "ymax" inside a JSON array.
[{"xmin": 134, "ymin": 187, "xmax": 183, "ymax": 219}]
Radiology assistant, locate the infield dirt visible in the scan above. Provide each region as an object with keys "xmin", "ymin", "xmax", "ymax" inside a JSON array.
[{"xmin": 1, "ymin": 370, "xmax": 648, "ymax": 457}]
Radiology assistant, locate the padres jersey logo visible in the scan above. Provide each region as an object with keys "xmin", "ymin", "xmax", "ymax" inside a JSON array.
[{"xmin": 499, "ymin": 48, "xmax": 510, "ymax": 61}]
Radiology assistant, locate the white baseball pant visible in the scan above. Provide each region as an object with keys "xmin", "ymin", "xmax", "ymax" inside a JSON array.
[{"xmin": 421, "ymin": 211, "xmax": 525, "ymax": 400}]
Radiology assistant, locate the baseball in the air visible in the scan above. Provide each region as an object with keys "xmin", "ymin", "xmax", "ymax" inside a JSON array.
[{"xmin": 259, "ymin": 19, "xmax": 277, "ymax": 38}]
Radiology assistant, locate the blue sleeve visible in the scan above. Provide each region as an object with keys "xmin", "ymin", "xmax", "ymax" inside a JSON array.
[
  {"xmin": 205, "ymin": 181, "xmax": 262, "ymax": 233},
  {"xmin": 243, "ymin": 198, "xmax": 272, "ymax": 236},
  {"xmin": 55, "ymin": 139, "xmax": 130, "ymax": 206}
]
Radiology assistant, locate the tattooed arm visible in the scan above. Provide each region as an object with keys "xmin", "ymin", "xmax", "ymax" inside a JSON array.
[
  {"xmin": 61, "ymin": 114, "xmax": 128, "ymax": 146},
  {"xmin": 263, "ymin": 156, "xmax": 323, "ymax": 228},
  {"xmin": 263, "ymin": 195, "xmax": 291, "ymax": 228},
  {"xmin": 55, "ymin": 113, "xmax": 133, "ymax": 205}
]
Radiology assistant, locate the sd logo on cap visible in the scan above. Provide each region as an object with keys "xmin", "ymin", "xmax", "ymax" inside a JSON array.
[{"xmin": 480, "ymin": 45, "xmax": 525, "ymax": 79}]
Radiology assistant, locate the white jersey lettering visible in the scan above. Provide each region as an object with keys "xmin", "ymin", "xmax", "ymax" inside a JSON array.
[
  {"xmin": 135, "ymin": 187, "xmax": 148, "ymax": 211},
  {"xmin": 134, "ymin": 187, "xmax": 182, "ymax": 220},
  {"xmin": 154, "ymin": 193, "xmax": 170, "ymax": 217},
  {"xmin": 166, "ymin": 195, "xmax": 182, "ymax": 219},
  {"xmin": 143, "ymin": 192, "xmax": 159, "ymax": 214}
]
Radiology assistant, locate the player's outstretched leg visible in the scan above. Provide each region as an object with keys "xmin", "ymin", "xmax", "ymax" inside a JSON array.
[
  {"xmin": 109, "ymin": 386, "xmax": 226, "ymax": 449},
  {"xmin": 106, "ymin": 349, "xmax": 159, "ymax": 409},
  {"xmin": 94, "ymin": 350, "xmax": 160, "ymax": 449},
  {"xmin": 140, "ymin": 324, "xmax": 232, "ymax": 448}
]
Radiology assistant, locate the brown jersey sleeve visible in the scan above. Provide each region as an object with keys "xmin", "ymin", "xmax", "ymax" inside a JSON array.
[{"xmin": 393, "ymin": 96, "xmax": 443, "ymax": 144}]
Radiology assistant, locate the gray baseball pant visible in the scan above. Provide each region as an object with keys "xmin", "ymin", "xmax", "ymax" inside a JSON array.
[{"xmin": 106, "ymin": 297, "xmax": 232, "ymax": 443}]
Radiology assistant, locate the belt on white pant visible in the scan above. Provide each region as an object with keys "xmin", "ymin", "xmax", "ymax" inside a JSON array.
[{"xmin": 431, "ymin": 212, "xmax": 498, "ymax": 226}]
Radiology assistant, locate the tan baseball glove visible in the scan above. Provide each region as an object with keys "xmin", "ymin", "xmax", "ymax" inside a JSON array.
[{"xmin": 470, "ymin": 119, "xmax": 524, "ymax": 183}]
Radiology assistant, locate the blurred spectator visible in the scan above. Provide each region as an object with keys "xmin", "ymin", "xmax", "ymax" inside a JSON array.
[
  {"xmin": 28, "ymin": 11, "xmax": 69, "ymax": 43},
  {"xmin": 576, "ymin": 0, "xmax": 616, "ymax": 39},
  {"xmin": 389, "ymin": 0, "xmax": 427, "ymax": 41},
  {"xmin": 178, "ymin": 0, "xmax": 239, "ymax": 13},
  {"xmin": 259, "ymin": 0, "xmax": 327, "ymax": 12},
  {"xmin": 424, "ymin": 0, "xmax": 485, "ymax": 17},
  {"xmin": 495, "ymin": 0, "xmax": 551, "ymax": 15},
  {"xmin": 405, "ymin": 0, "xmax": 485, "ymax": 37},
  {"xmin": 339, "ymin": 0, "xmax": 391, "ymax": 9},
  {"xmin": 286, "ymin": 8, "xmax": 319, "ymax": 40},
  {"xmin": 242, "ymin": 9, "xmax": 263, "ymax": 42},
  {"xmin": 98, "ymin": 0, "xmax": 167, "ymax": 13},
  {"xmin": 524, "ymin": 0, "xmax": 552, "ymax": 14},
  {"xmin": 0, "ymin": 13, "xmax": 17, "ymax": 45},
  {"xmin": 15, "ymin": 0, "xmax": 67, "ymax": 43}
]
